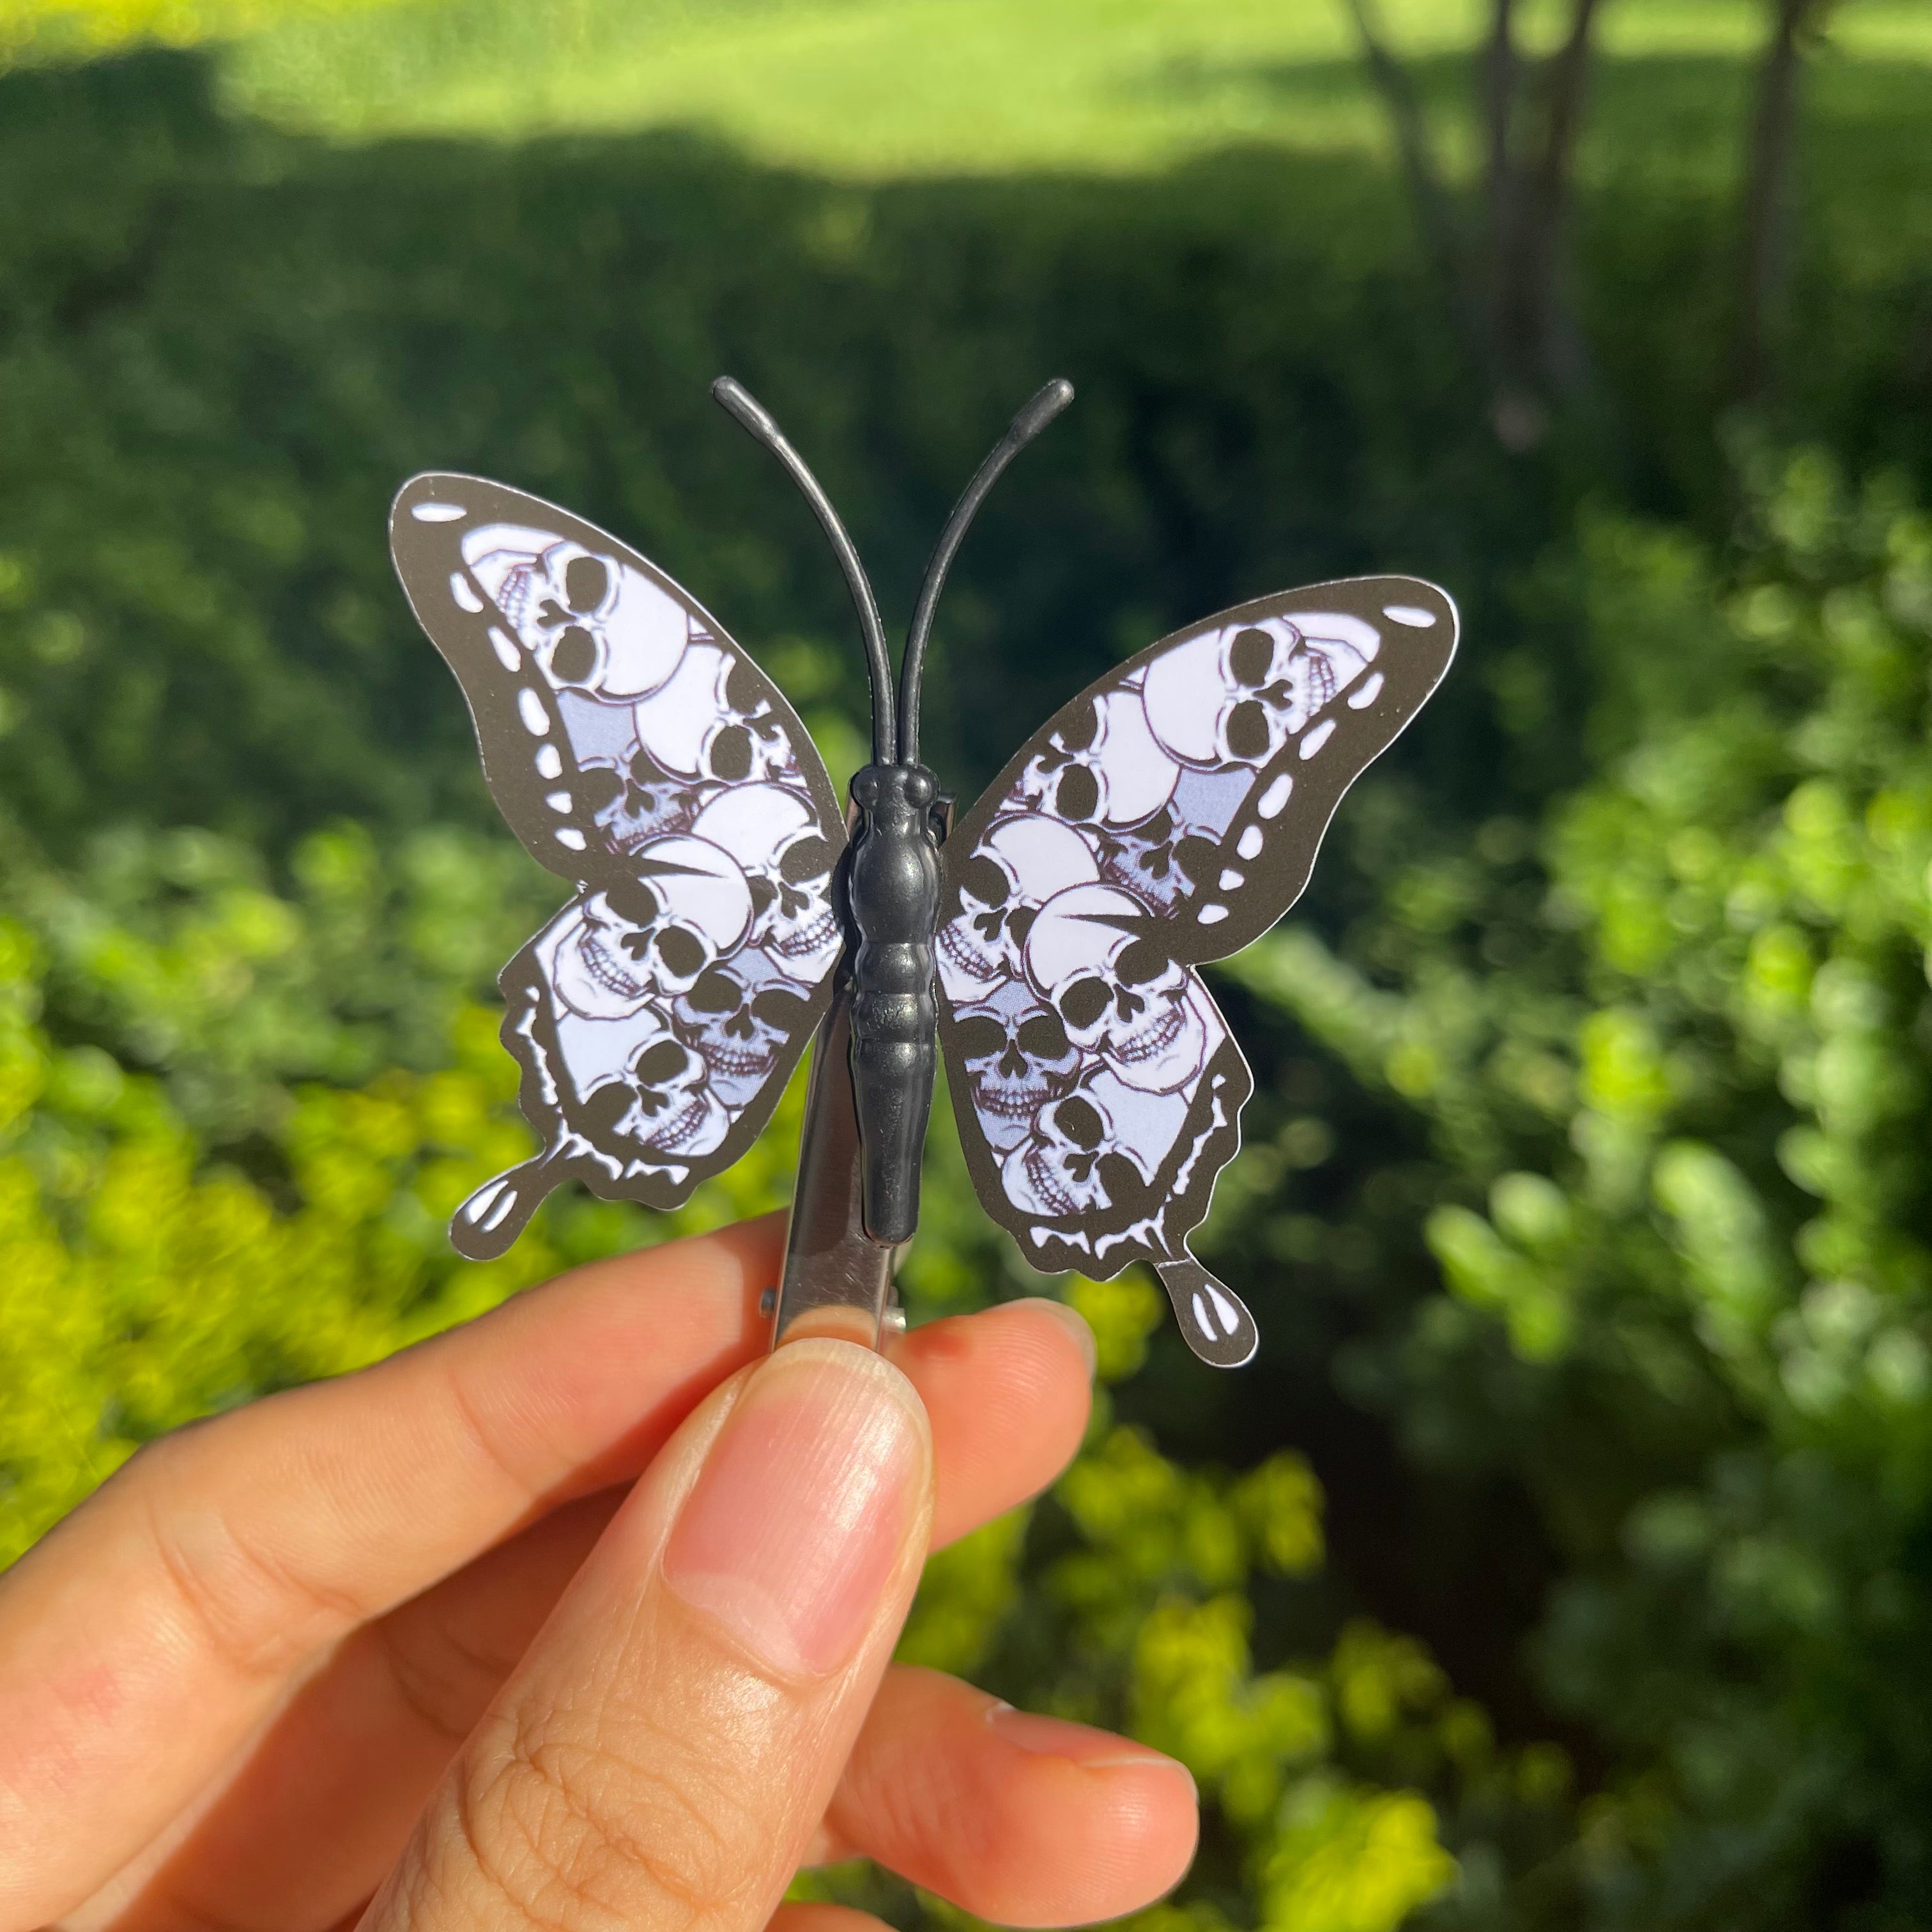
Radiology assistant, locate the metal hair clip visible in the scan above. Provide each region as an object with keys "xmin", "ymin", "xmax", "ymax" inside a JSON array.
[{"xmin": 388, "ymin": 381, "xmax": 1455, "ymax": 1366}]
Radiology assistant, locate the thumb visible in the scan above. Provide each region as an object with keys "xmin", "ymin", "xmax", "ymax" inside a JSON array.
[{"xmin": 362, "ymin": 1337, "xmax": 933, "ymax": 1930}]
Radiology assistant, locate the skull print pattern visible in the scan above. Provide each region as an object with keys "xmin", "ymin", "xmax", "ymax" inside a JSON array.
[
  {"xmin": 936, "ymin": 577, "xmax": 1457, "ymax": 1367},
  {"xmin": 390, "ymin": 397, "xmax": 1456, "ymax": 1368},
  {"xmin": 390, "ymin": 476, "xmax": 847, "ymax": 1260}
]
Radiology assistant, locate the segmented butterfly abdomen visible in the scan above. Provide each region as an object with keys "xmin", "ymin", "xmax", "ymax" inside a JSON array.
[{"xmin": 845, "ymin": 762, "xmax": 946, "ymax": 1245}]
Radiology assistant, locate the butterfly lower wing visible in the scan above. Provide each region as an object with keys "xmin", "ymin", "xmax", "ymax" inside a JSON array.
[
  {"xmin": 936, "ymin": 575, "xmax": 1456, "ymax": 1363},
  {"xmin": 390, "ymin": 474, "xmax": 847, "ymax": 1257},
  {"xmin": 937, "ymin": 963, "xmax": 1257, "ymax": 1358}
]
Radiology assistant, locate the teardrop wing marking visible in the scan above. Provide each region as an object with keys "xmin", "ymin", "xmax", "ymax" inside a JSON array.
[
  {"xmin": 935, "ymin": 576, "xmax": 1457, "ymax": 1366},
  {"xmin": 390, "ymin": 474, "xmax": 848, "ymax": 1259}
]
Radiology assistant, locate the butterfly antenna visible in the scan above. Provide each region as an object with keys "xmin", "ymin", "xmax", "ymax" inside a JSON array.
[
  {"xmin": 899, "ymin": 377, "xmax": 1074, "ymax": 767},
  {"xmin": 712, "ymin": 376, "xmax": 897, "ymax": 765}
]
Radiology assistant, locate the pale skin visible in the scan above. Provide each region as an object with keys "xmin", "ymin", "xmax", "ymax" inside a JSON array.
[{"xmin": 0, "ymin": 1213, "xmax": 1198, "ymax": 1931}]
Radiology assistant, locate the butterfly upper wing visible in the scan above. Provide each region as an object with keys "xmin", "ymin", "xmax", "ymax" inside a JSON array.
[
  {"xmin": 936, "ymin": 576, "xmax": 1457, "ymax": 1365},
  {"xmin": 390, "ymin": 473, "xmax": 847, "ymax": 1259}
]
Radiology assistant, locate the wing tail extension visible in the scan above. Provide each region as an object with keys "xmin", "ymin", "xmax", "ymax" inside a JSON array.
[
  {"xmin": 450, "ymin": 1154, "xmax": 562, "ymax": 1262},
  {"xmin": 1153, "ymin": 1253, "xmax": 1259, "ymax": 1368}
]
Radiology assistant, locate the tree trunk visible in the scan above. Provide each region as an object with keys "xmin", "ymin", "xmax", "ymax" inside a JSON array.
[
  {"xmin": 1340, "ymin": 0, "xmax": 1476, "ymax": 352},
  {"xmin": 1480, "ymin": 0, "xmax": 1519, "ymax": 318},
  {"xmin": 1491, "ymin": 0, "xmax": 1602, "ymax": 443},
  {"xmin": 1342, "ymin": 0, "xmax": 1604, "ymax": 451},
  {"xmin": 1735, "ymin": 0, "xmax": 1820, "ymax": 402}
]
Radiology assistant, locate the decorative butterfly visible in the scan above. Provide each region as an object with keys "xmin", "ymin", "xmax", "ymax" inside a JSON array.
[{"xmin": 389, "ymin": 378, "xmax": 1456, "ymax": 1367}]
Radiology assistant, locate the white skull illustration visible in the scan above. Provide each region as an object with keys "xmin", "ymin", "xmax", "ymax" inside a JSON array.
[
  {"xmin": 689, "ymin": 783, "xmax": 841, "ymax": 984},
  {"xmin": 937, "ymin": 815, "xmax": 1102, "ymax": 1000},
  {"xmin": 1143, "ymin": 613, "xmax": 1378, "ymax": 768},
  {"xmin": 1097, "ymin": 799, "xmax": 1223, "ymax": 910},
  {"xmin": 463, "ymin": 525, "xmax": 691, "ymax": 702},
  {"xmin": 540, "ymin": 836, "xmax": 752, "ymax": 1020},
  {"xmin": 533, "ymin": 993, "xmax": 727, "ymax": 1163},
  {"xmin": 671, "ymin": 954, "xmax": 816, "ymax": 1110},
  {"xmin": 1001, "ymin": 1088, "xmax": 1154, "ymax": 1221},
  {"xmin": 1020, "ymin": 687, "xmax": 1180, "ymax": 829},
  {"xmin": 574, "ymin": 1029, "xmax": 730, "ymax": 1160},
  {"xmin": 951, "ymin": 985, "xmax": 1082, "ymax": 1154},
  {"xmin": 1023, "ymin": 882, "xmax": 1206, "ymax": 1094},
  {"xmin": 631, "ymin": 643, "xmax": 794, "ymax": 786}
]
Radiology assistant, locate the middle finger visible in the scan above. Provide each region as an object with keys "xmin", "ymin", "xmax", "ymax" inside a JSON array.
[{"xmin": 813, "ymin": 1665, "xmax": 1197, "ymax": 1926}]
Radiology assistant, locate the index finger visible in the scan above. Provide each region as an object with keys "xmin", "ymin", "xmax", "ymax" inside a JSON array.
[{"xmin": 0, "ymin": 1216, "xmax": 785, "ymax": 1930}]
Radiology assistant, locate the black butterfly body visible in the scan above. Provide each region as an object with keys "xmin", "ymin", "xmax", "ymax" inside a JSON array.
[
  {"xmin": 389, "ymin": 381, "xmax": 1457, "ymax": 1367},
  {"xmin": 843, "ymin": 759, "xmax": 946, "ymax": 1246}
]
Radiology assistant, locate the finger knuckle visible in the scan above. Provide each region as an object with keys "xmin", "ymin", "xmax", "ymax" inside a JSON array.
[
  {"xmin": 134, "ymin": 1446, "xmax": 366, "ymax": 1683},
  {"xmin": 445, "ymin": 1706, "xmax": 762, "ymax": 1929}
]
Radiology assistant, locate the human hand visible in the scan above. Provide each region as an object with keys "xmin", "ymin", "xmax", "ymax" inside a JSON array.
[{"xmin": 0, "ymin": 1215, "xmax": 1197, "ymax": 1929}]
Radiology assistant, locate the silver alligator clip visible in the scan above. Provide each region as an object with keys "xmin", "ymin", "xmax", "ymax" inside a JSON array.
[{"xmin": 768, "ymin": 978, "xmax": 907, "ymax": 1351}]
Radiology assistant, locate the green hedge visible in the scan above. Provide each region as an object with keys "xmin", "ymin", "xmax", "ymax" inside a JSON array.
[{"xmin": 6, "ymin": 29, "xmax": 1932, "ymax": 1931}]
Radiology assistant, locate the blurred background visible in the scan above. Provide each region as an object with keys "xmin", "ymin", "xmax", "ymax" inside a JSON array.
[{"xmin": 3, "ymin": 0, "xmax": 1931, "ymax": 1924}]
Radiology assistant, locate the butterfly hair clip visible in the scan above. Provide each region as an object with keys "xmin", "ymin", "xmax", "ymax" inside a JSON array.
[{"xmin": 389, "ymin": 379, "xmax": 1456, "ymax": 1367}]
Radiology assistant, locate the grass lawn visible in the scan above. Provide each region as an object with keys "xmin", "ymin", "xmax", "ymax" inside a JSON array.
[
  {"xmin": 220, "ymin": 0, "xmax": 1932, "ymax": 183},
  {"xmin": 214, "ymin": 0, "xmax": 1932, "ymax": 501}
]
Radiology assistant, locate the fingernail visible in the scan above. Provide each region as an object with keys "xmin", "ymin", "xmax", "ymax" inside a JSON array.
[
  {"xmin": 663, "ymin": 1339, "xmax": 925, "ymax": 1678},
  {"xmin": 986, "ymin": 1703, "xmax": 1197, "ymax": 1793},
  {"xmin": 1024, "ymin": 1298, "xmax": 1098, "ymax": 1377}
]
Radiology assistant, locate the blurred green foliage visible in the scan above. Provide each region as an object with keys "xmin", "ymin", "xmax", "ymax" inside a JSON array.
[
  {"xmin": 1221, "ymin": 447, "xmax": 1932, "ymax": 1925},
  {"xmin": 3, "ymin": 3, "xmax": 1932, "ymax": 1928}
]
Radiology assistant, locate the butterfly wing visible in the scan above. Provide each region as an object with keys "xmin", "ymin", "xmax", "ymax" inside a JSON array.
[
  {"xmin": 936, "ymin": 576, "xmax": 1457, "ymax": 1365},
  {"xmin": 391, "ymin": 474, "xmax": 847, "ymax": 1259}
]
